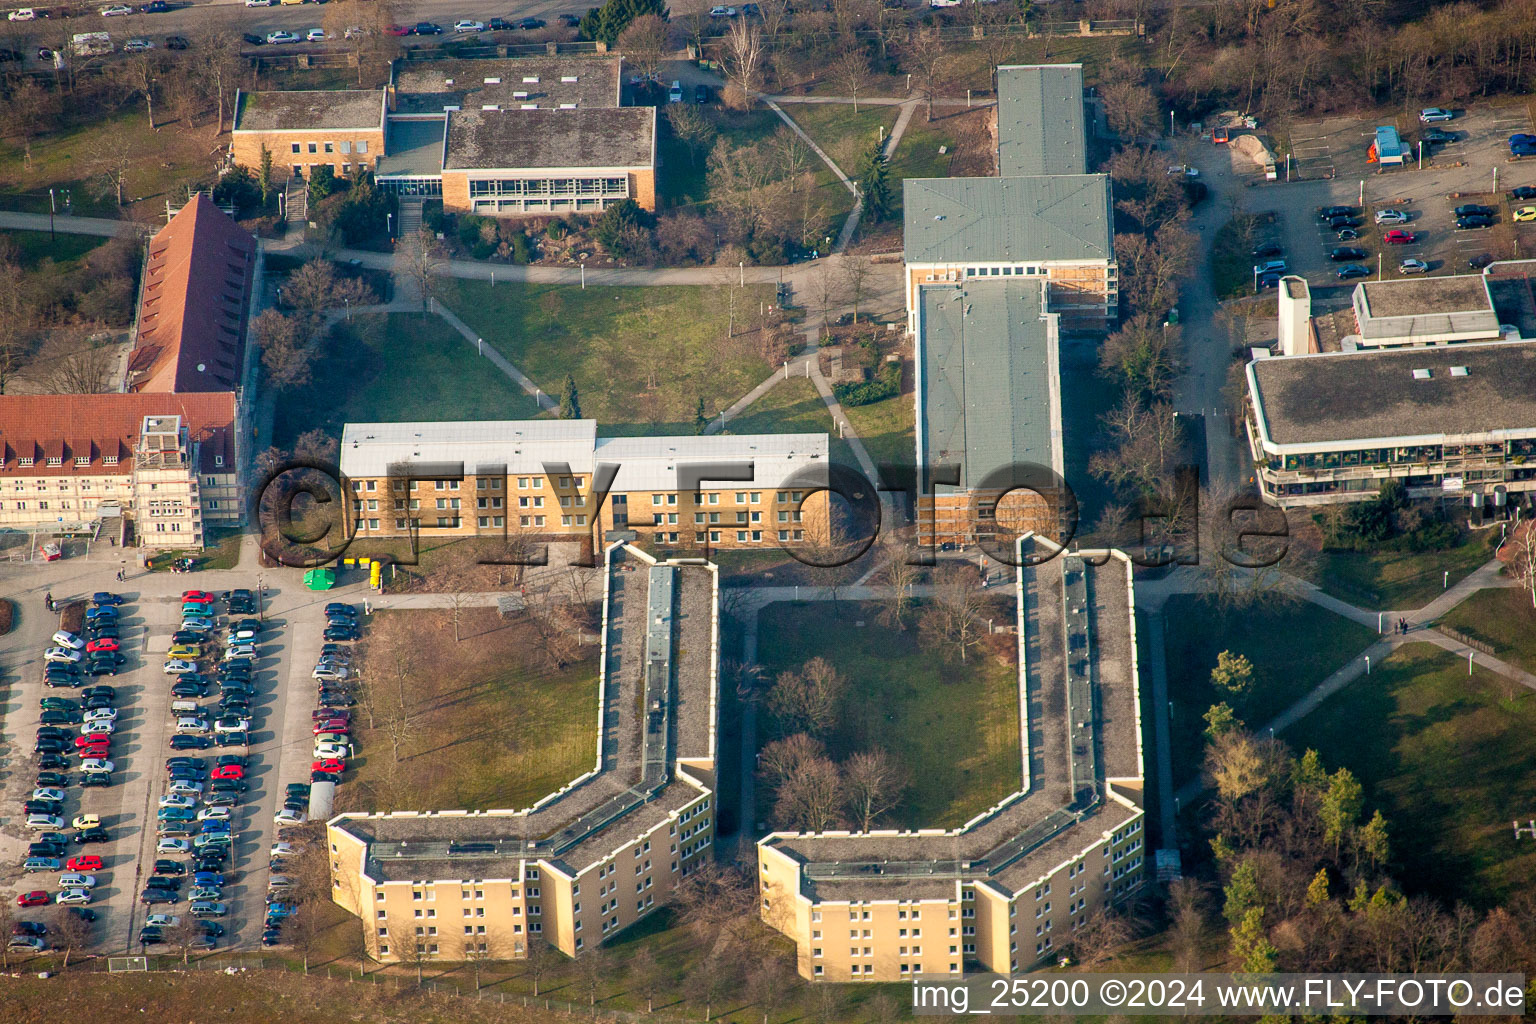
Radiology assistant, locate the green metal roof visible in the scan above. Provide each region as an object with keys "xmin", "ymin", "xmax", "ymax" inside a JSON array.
[
  {"xmin": 903, "ymin": 175, "xmax": 1113, "ymax": 266},
  {"xmin": 996, "ymin": 64, "xmax": 1087, "ymax": 177},
  {"xmin": 917, "ymin": 280, "xmax": 1061, "ymax": 493}
]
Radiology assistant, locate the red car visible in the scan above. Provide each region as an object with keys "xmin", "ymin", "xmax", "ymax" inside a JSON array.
[
  {"xmin": 75, "ymin": 735, "xmax": 111, "ymax": 749},
  {"xmin": 66, "ymin": 855, "xmax": 103, "ymax": 872},
  {"xmin": 17, "ymin": 891, "xmax": 48, "ymax": 908},
  {"xmin": 76, "ymin": 743, "xmax": 110, "ymax": 759},
  {"xmin": 313, "ymin": 719, "xmax": 350, "ymax": 735},
  {"xmin": 211, "ymin": 764, "xmax": 244, "ymax": 780},
  {"xmin": 85, "ymin": 638, "xmax": 120, "ymax": 653},
  {"xmin": 311, "ymin": 759, "xmax": 345, "ymax": 774},
  {"xmin": 384, "ymin": 23, "xmax": 412, "ymax": 35},
  {"xmin": 312, "ymin": 708, "xmax": 351, "ymax": 721},
  {"xmin": 181, "ymin": 591, "xmax": 215, "ymax": 604},
  {"xmin": 1383, "ymin": 229, "xmax": 1415, "ymax": 244}
]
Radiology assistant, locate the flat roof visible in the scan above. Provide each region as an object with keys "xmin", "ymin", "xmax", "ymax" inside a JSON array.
[
  {"xmin": 1357, "ymin": 276, "xmax": 1493, "ymax": 319},
  {"xmin": 903, "ymin": 175, "xmax": 1113, "ymax": 266},
  {"xmin": 377, "ymin": 119, "xmax": 447, "ymax": 178},
  {"xmin": 1250, "ymin": 341, "xmax": 1536, "ymax": 446},
  {"xmin": 1374, "ymin": 125, "xmax": 1403, "ymax": 159},
  {"xmin": 918, "ymin": 280, "xmax": 1060, "ymax": 492},
  {"xmin": 995, "ymin": 64, "xmax": 1087, "ymax": 177},
  {"xmin": 443, "ymin": 107, "xmax": 655, "ymax": 171},
  {"xmin": 233, "ymin": 89, "xmax": 383, "ymax": 132},
  {"xmin": 392, "ymin": 57, "xmax": 622, "ymax": 115}
]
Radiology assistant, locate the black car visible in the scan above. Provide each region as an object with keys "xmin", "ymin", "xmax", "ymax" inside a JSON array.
[
  {"xmin": 37, "ymin": 754, "xmax": 68, "ymax": 771},
  {"xmin": 82, "ymin": 686, "xmax": 116, "ymax": 701},
  {"xmin": 234, "ymin": 617, "xmax": 263, "ymax": 634},
  {"xmin": 210, "ymin": 780, "xmax": 248, "ymax": 793},
  {"xmin": 1337, "ymin": 264, "xmax": 1371, "ymax": 279},
  {"xmin": 1318, "ymin": 205, "xmax": 1358, "ymax": 220},
  {"xmin": 165, "ymin": 35, "xmax": 188, "ymax": 49},
  {"xmin": 414, "ymin": 21, "xmax": 442, "ymax": 33},
  {"xmin": 171, "ymin": 631, "xmax": 204, "ymax": 646},
  {"xmin": 36, "ymin": 725, "xmax": 69, "ymax": 738},
  {"xmin": 139, "ymin": 0, "xmax": 167, "ymax": 10},
  {"xmin": 1469, "ymin": 252, "xmax": 1495, "ymax": 269},
  {"xmin": 153, "ymin": 860, "xmax": 185, "ymax": 876},
  {"xmin": 74, "ymin": 828, "xmax": 111, "ymax": 844},
  {"xmin": 69, "ymin": 908, "xmax": 96, "ymax": 923},
  {"xmin": 243, "ymin": 32, "xmax": 265, "ymax": 45},
  {"xmin": 319, "ymin": 692, "xmax": 357, "ymax": 708},
  {"xmin": 35, "ymin": 738, "xmax": 66, "ymax": 754},
  {"xmin": 516, "ymin": 16, "xmax": 544, "ymax": 29},
  {"xmin": 216, "ymin": 731, "xmax": 248, "ymax": 748},
  {"xmin": 1250, "ymin": 242, "xmax": 1283, "ymax": 259},
  {"xmin": 138, "ymin": 926, "xmax": 166, "ymax": 945},
  {"xmin": 694, "ymin": 84, "xmax": 711, "ymax": 104},
  {"xmin": 84, "ymin": 695, "xmax": 115, "ymax": 710},
  {"xmin": 1421, "ymin": 129, "xmax": 1455, "ymax": 143},
  {"xmin": 1456, "ymin": 215, "xmax": 1494, "ymax": 229},
  {"xmin": 285, "ymin": 783, "xmax": 309, "ymax": 798},
  {"xmin": 1511, "ymin": 186, "xmax": 1536, "ymax": 201},
  {"xmin": 86, "ymin": 623, "xmax": 119, "ymax": 639},
  {"xmin": 1454, "ymin": 203, "xmax": 1494, "ymax": 218},
  {"xmin": 35, "ymin": 772, "xmax": 69, "ymax": 788},
  {"xmin": 487, "ymin": 16, "xmax": 510, "ymax": 29},
  {"xmin": 170, "ymin": 735, "xmax": 214, "ymax": 751},
  {"xmin": 559, "ymin": 12, "xmax": 581, "ymax": 25},
  {"xmin": 1329, "ymin": 246, "xmax": 1367, "ymax": 261},
  {"xmin": 172, "ymin": 680, "xmax": 212, "ymax": 698},
  {"xmin": 24, "ymin": 800, "xmax": 62, "ymax": 815},
  {"xmin": 12, "ymin": 922, "xmax": 46, "ymax": 937},
  {"xmin": 1328, "ymin": 216, "xmax": 1360, "ymax": 231},
  {"xmin": 323, "ymin": 625, "xmax": 359, "ymax": 642},
  {"xmin": 262, "ymin": 928, "xmax": 283, "ymax": 946},
  {"xmin": 217, "ymin": 754, "xmax": 247, "ymax": 768},
  {"xmin": 140, "ymin": 890, "xmax": 177, "ymax": 906},
  {"xmin": 324, "ymin": 602, "xmax": 356, "ymax": 617},
  {"xmin": 28, "ymin": 842, "xmax": 66, "ymax": 858},
  {"xmin": 227, "ymin": 589, "xmax": 257, "ymax": 612},
  {"xmin": 80, "ymin": 773, "xmax": 111, "ymax": 788}
]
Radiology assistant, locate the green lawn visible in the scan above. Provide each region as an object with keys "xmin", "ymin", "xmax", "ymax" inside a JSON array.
[
  {"xmin": 723, "ymin": 375, "xmax": 860, "ymax": 464},
  {"xmin": 146, "ymin": 527, "xmax": 243, "ymax": 572},
  {"xmin": 656, "ymin": 106, "xmax": 783, "ymax": 212},
  {"xmin": 1160, "ymin": 594, "xmax": 1376, "ymax": 787},
  {"xmin": 1210, "ymin": 212, "xmax": 1275, "ymax": 300},
  {"xmin": 1310, "ymin": 530, "xmax": 1495, "ymax": 609},
  {"xmin": 271, "ymin": 313, "xmax": 547, "ymax": 450},
  {"xmin": 0, "ymin": 229, "xmax": 107, "ymax": 268},
  {"xmin": 432, "ymin": 280, "xmax": 773, "ymax": 434},
  {"xmin": 1286, "ymin": 643, "xmax": 1536, "ymax": 905},
  {"xmin": 1437, "ymin": 586, "xmax": 1536, "ymax": 671},
  {"xmin": 778, "ymin": 103, "xmax": 900, "ymax": 181},
  {"xmin": 756, "ymin": 600, "xmax": 1020, "ymax": 829},
  {"xmin": 888, "ymin": 120, "xmax": 960, "ymax": 221},
  {"xmin": 841, "ymin": 388, "xmax": 914, "ymax": 472}
]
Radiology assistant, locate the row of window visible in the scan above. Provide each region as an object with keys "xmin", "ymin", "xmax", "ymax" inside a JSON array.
[
  {"xmin": 290, "ymin": 139, "xmax": 369, "ymax": 155},
  {"xmin": 467, "ymin": 177, "xmax": 627, "ymax": 198},
  {"xmin": 651, "ymin": 491, "xmax": 803, "ymax": 506}
]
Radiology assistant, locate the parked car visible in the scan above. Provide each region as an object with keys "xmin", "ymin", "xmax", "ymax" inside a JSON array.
[
  {"xmin": 1374, "ymin": 209, "xmax": 1409, "ymax": 224},
  {"xmin": 413, "ymin": 21, "xmax": 442, "ymax": 33},
  {"xmin": 515, "ymin": 16, "xmax": 543, "ymax": 28},
  {"xmin": 1454, "ymin": 204, "xmax": 1495, "ymax": 218},
  {"xmin": 1383, "ymin": 229, "xmax": 1415, "ymax": 244},
  {"xmin": 266, "ymin": 30, "xmax": 300, "ymax": 44},
  {"xmin": 166, "ymin": 35, "xmax": 188, "ymax": 48},
  {"xmin": 122, "ymin": 37, "xmax": 154, "ymax": 51},
  {"xmin": 1418, "ymin": 107, "xmax": 1454, "ymax": 122},
  {"xmin": 1337, "ymin": 264, "xmax": 1371, "ymax": 279},
  {"xmin": 1399, "ymin": 258, "xmax": 1430, "ymax": 274},
  {"xmin": 667, "ymin": 80, "xmax": 683, "ymax": 104},
  {"xmin": 1318, "ymin": 205, "xmax": 1358, "ymax": 220},
  {"xmin": 487, "ymin": 16, "xmax": 510, "ymax": 29},
  {"xmin": 1421, "ymin": 129, "xmax": 1455, "ymax": 144},
  {"xmin": 1456, "ymin": 215, "xmax": 1494, "ymax": 229},
  {"xmin": 100, "ymin": 4, "xmax": 132, "ymax": 14},
  {"xmin": 452, "ymin": 18, "xmax": 484, "ymax": 31},
  {"xmin": 45, "ymin": 648, "xmax": 83, "ymax": 664},
  {"xmin": 170, "ymin": 735, "xmax": 213, "ymax": 751}
]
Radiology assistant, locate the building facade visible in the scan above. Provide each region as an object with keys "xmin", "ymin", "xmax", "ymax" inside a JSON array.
[
  {"xmin": 1246, "ymin": 341, "xmax": 1536, "ymax": 506},
  {"xmin": 338, "ymin": 420, "xmax": 831, "ymax": 554},
  {"xmin": 328, "ymin": 543, "xmax": 719, "ymax": 962},
  {"xmin": 231, "ymin": 90, "xmax": 389, "ymax": 179},
  {"xmin": 758, "ymin": 543, "xmax": 1146, "ymax": 982}
]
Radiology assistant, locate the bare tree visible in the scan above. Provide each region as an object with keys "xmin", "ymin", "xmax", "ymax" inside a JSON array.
[
  {"xmin": 167, "ymin": 914, "xmax": 208, "ymax": 965},
  {"xmin": 904, "ymin": 27, "xmax": 952, "ymax": 123},
  {"xmin": 388, "ymin": 926, "xmax": 431, "ymax": 983},
  {"xmin": 574, "ymin": 944, "xmax": 612, "ymax": 1006},
  {"xmin": 284, "ymin": 257, "xmax": 376, "ymax": 317},
  {"xmin": 1168, "ymin": 879, "xmax": 1208, "ymax": 972},
  {"xmin": 839, "ymin": 254, "xmax": 873, "ymax": 322},
  {"xmin": 667, "ymin": 103, "xmax": 717, "ymax": 168},
  {"xmin": 399, "ymin": 228, "xmax": 443, "ymax": 312},
  {"xmin": 628, "ymin": 944, "xmax": 664, "ymax": 1012},
  {"xmin": 683, "ymin": 946, "xmax": 741, "ymax": 1022},
  {"xmin": 766, "ymin": 656, "xmax": 845, "ymax": 738},
  {"xmin": 4, "ymin": 77, "xmax": 56, "ymax": 169},
  {"xmin": 619, "ymin": 13, "xmax": 671, "ymax": 82},
  {"xmin": 51, "ymin": 909, "xmax": 94, "ymax": 970},
  {"xmin": 1507, "ymin": 522, "xmax": 1536, "ymax": 610},
  {"xmin": 464, "ymin": 936, "xmax": 495, "ymax": 988},
  {"xmin": 36, "ymin": 334, "xmax": 115, "ymax": 394},
  {"xmin": 721, "ymin": 19, "xmax": 766, "ymax": 108},
  {"xmin": 191, "ymin": 19, "xmax": 244, "ymax": 131},
  {"xmin": 758, "ymin": 732, "xmax": 828, "ymax": 788},
  {"xmin": 876, "ymin": 537, "xmax": 921, "ymax": 629},
  {"xmin": 674, "ymin": 862, "xmax": 757, "ymax": 946},
  {"xmin": 833, "ymin": 46, "xmax": 872, "ymax": 112},
  {"xmin": 918, "ymin": 564, "xmax": 989, "ymax": 663},
  {"xmin": 0, "ymin": 900, "xmax": 17, "ymax": 969},
  {"xmin": 118, "ymin": 51, "xmax": 165, "ymax": 129},
  {"xmin": 321, "ymin": 0, "xmax": 404, "ymax": 84},
  {"xmin": 1070, "ymin": 908, "xmax": 1134, "ymax": 968},
  {"xmin": 843, "ymin": 748, "xmax": 907, "ymax": 830},
  {"xmin": 83, "ymin": 135, "xmax": 132, "ymax": 207},
  {"xmin": 523, "ymin": 936, "xmax": 562, "ymax": 995},
  {"xmin": 774, "ymin": 751, "xmax": 844, "ymax": 830},
  {"xmin": 757, "ymin": 0, "xmax": 791, "ymax": 37},
  {"xmin": 253, "ymin": 309, "xmax": 316, "ymax": 391},
  {"xmin": 744, "ymin": 958, "xmax": 791, "ymax": 1024}
]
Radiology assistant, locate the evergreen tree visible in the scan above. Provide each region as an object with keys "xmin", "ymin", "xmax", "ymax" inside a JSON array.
[
  {"xmin": 1230, "ymin": 907, "xmax": 1277, "ymax": 974},
  {"xmin": 858, "ymin": 142, "xmax": 894, "ymax": 223},
  {"xmin": 1304, "ymin": 868, "xmax": 1330, "ymax": 907},
  {"xmin": 257, "ymin": 144, "xmax": 274, "ymax": 205},
  {"xmin": 1203, "ymin": 701, "xmax": 1241, "ymax": 740},
  {"xmin": 1320, "ymin": 767, "xmax": 1364, "ymax": 858},
  {"xmin": 1222, "ymin": 858, "xmax": 1261, "ymax": 927},
  {"xmin": 693, "ymin": 397, "xmax": 708, "ymax": 434},
  {"xmin": 559, "ymin": 374, "xmax": 582, "ymax": 419},
  {"xmin": 578, "ymin": 0, "xmax": 668, "ymax": 44},
  {"xmin": 1211, "ymin": 650, "xmax": 1255, "ymax": 697},
  {"xmin": 1359, "ymin": 809, "xmax": 1390, "ymax": 869}
]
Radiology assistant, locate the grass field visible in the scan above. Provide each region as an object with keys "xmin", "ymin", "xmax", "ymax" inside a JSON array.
[
  {"xmin": 841, "ymin": 388, "xmax": 914, "ymax": 472},
  {"xmin": 1210, "ymin": 212, "xmax": 1274, "ymax": 300},
  {"xmin": 432, "ymin": 280, "xmax": 773, "ymax": 434},
  {"xmin": 779, "ymin": 103, "xmax": 900, "ymax": 180},
  {"xmin": 0, "ymin": 109, "xmax": 216, "ymax": 220},
  {"xmin": 342, "ymin": 607, "xmax": 599, "ymax": 812},
  {"xmin": 1309, "ymin": 530, "xmax": 1494, "ymax": 609},
  {"xmin": 655, "ymin": 106, "xmax": 784, "ymax": 212},
  {"xmin": 146, "ymin": 527, "xmax": 242, "ymax": 572},
  {"xmin": 1160, "ymin": 594, "xmax": 1376, "ymax": 787},
  {"xmin": 756, "ymin": 600, "xmax": 1020, "ymax": 828},
  {"xmin": 271, "ymin": 313, "xmax": 547, "ymax": 450},
  {"xmin": 0, "ymin": 229, "xmax": 108, "ymax": 268},
  {"xmin": 1286, "ymin": 643, "xmax": 1536, "ymax": 905},
  {"xmin": 1437, "ymin": 585, "xmax": 1536, "ymax": 671},
  {"xmin": 723, "ymin": 375, "xmax": 862, "ymax": 465}
]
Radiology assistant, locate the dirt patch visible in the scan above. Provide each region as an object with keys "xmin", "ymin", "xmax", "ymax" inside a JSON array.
[
  {"xmin": 0, "ymin": 597, "xmax": 12, "ymax": 635},
  {"xmin": 59, "ymin": 599, "xmax": 85, "ymax": 635}
]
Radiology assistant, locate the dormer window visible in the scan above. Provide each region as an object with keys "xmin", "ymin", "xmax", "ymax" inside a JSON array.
[
  {"xmin": 19, "ymin": 457, "xmax": 34, "ymax": 468},
  {"xmin": 103, "ymin": 456, "xmax": 119, "ymax": 466},
  {"xmin": 74, "ymin": 455, "xmax": 89, "ymax": 467},
  {"xmin": 46, "ymin": 456, "xmax": 62, "ymax": 467}
]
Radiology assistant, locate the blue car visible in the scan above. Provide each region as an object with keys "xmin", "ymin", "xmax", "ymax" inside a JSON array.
[
  {"xmin": 194, "ymin": 871, "xmax": 225, "ymax": 887},
  {"xmin": 200, "ymin": 820, "xmax": 231, "ymax": 835},
  {"xmin": 91, "ymin": 592, "xmax": 124, "ymax": 606},
  {"xmin": 84, "ymin": 606, "xmax": 118, "ymax": 621},
  {"xmin": 158, "ymin": 807, "xmax": 196, "ymax": 821}
]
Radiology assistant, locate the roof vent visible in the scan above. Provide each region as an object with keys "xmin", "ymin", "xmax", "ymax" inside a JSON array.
[
  {"xmin": 1450, "ymin": 365, "xmax": 1470, "ymax": 377},
  {"xmin": 482, "ymin": 104, "xmax": 499, "ymax": 111},
  {"xmin": 561, "ymin": 75, "xmax": 578, "ymax": 83},
  {"xmin": 559, "ymin": 103, "xmax": 577, "ymax": 109},
  {"xmin": 933, "ymin": 214, "xmax": 945, "ymax": 221},
  {"xmin": 513, "ymin": 91, "xmax": 528, "ymax": 99},
  {"xmin": 197, "ymin": 363, "xmax": 206, "ymax": 372},
  {"xmin": 1412, "ymin": 368, "xmax": 1431, "ymax": 380},
  {"xmin": 521, "ymin": 104, "xmax": 537, "ymax": 110},
  {"xmin": 482, "ymin": 77, "xmax": 500, "ymax": 84},
  {"xmin": 522, "ymin": 76, "xmax": 539, "ymax": 83}
]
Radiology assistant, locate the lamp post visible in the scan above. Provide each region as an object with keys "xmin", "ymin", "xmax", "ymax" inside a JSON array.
[
  {"xmin": 580, "ymin": 260, "xmax": 586, "ymax": 289},
  {"xmin": 1169, "ymin": 110, "xmax": 1175, "ymax": 136},
  {"xmin": 49, "ymin": 187, "xmax": 56, "ymax": 241}
]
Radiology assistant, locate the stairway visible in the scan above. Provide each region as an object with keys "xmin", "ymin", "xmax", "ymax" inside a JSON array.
[
  {"xmin": 284, "ymin": 176, "xmax": 308, "ymax": 225},
  {"xmin": 397, "ymin": 196, "xmax": 424, "ymax": 239}
]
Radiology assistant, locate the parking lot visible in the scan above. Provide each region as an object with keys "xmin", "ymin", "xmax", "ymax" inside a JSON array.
[{"xmin": 0, "ymin": 556, "xmax": 349, "ymax": 953}]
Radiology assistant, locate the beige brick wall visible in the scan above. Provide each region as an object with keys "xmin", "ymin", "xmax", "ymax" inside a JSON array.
[
  {"xmin": 631, "ymin": 169, "xmax": 656, "ymax": 212},
  {"xmin": 232, "ymin": 129, "xmax": 386, "ymax": 180},
  {"xmin": 441, "ymin": 170, "xmax": 472, "ymax": 213}
]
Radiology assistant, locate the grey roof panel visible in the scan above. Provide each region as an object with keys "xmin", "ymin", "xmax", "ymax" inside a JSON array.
[
  {"xmin": 233, "ymin": 90, "xmax": 384, "ymax": 132},
  {"xmin": 996, "ymin": 64, "xmax": 1087, "ymax": 177},
  {"xmin": 903, "ymin": 175, "xmax": 1113, "ymax": 265},
  {"xmin": 918, "ymin": 280, "xmax": 1059, "ymax": 492}
]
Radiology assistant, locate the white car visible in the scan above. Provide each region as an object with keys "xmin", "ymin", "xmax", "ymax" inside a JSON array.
[
  {"xmin": 928, "ymin": 0, "xmax": 961, "ymax": 7},
  {"xmin": 58, "ymin": 873, "xmax": 97, "ymax": 889},
  {"xmin": 198, "ymin": 806, "xmax": 231, "ymax": 821},
  {"xmin": 55, "ymin": 888, "xmax": 91, "ymax": 906},
  {"xmin": 145, "ymin": 913, "xmax": 180, "ymax": 928},
  {"xmin": 100, "ymin": 3, "xmax": 131, "ymax": 13},
  {"xmin": 313, "ymin": 665, "xmax": 349, "ymax": 681},
  {"xmin": 78, "ymin": 721, "xmax": 114, "ymax": 735},
  {"xmin": 314, "ymin": 741, "xmax": 351, "ymax": 759},
  {"xmin": 452, "ymin": 19, "xmax": 485, "ymax": 31},
  {"xmin": 123, "ymin": 37, "xmax": 154, "ymax": 52},
  {"xmin": 45, "ymin": 647, "xmax": 83, "ymax": 664},
  {"xmin": 167, "ymin": 780, "xmax": 204, "ymax": 796},
  {"xmin": 274, "ymin": 808, "xmax": 307, "ymax": 826},
  {"xmin": 80, "ymin": 759, "xmax": 114, "ymax": 774},
  {"xmin": 164, "ymin": 659, "xmax": 198, "ymax": 675},
  {"xmin": 1375, "ymin": 209, "xmax": 1410, "ymax": 224},
  {"xmin": 32, "ymin": 787, "xmax": 66, "ymax": 803},
  {"xmin": 214, "ymin": 717, "xmax": 250, "ymax": 734},
  {"xmin": 1419, "ymin": 107, "xmax": 1454, "ymax": 123},
  {"xmin": 157, "ymin": 838, "xmax": 192, "ymax": 854},
  {"xmin": 305, "ymin": 27, "xmax": 326, "ymax": 41},
  {"xmin": 52, "ymin": 631, "xmax": 85, "ymax": 650},
  {"xmin": 244, "ymin": 0, "xmax": 273, "ymax": 5},
  {"xmin": 223, "ymin": 644, "xmax": 256, "ymax": 661},
  {"xmin": 26, "ymin": 814, "xmax": 64, "ymax": 830},
  {"xmin": 8, "ymin": 8, "xmax": 37, "ymax": 20},
  {"xmin": 1165, "ymin": 164, "xmax": 1199, "ymax": 177},
  {"xmin": 83, "ymin": 706, "xmax": 118, "ymax": 722},
  {"xmin": 270, "ymin": 841, "xmax": 297, "ymax": 858},
  {"xmin": 1399, "ymin": 258, "xmax": 1430, "ymax": 274},
  {"xmin": 708, "ymin": 5, "xmax": 735, "ymax": 15},
  {"xmin": 159, "ymin": 793, "xmax": 196, "ymax": 809},
  {"xmin": 266, "ymin": 30, "xmax": 300, "ymax": 44}
]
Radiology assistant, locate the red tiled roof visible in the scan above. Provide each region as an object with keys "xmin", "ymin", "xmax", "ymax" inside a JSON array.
[
  {"xmin": 128, "ymin": 194, "xmax": 257, "ymax": 394},
  {"xmin": 0, "ymin": 392, "xmax": 237, "ymax": 477}
]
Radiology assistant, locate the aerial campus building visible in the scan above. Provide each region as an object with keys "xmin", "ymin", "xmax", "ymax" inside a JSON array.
[
  {"xmin": 328, "ymin": 542, "xmax": 719, "ymax": 962},
  {"xmin": 757, "ymin": 538, "xmax": 1146, "ymax": 981},
  {"xmin": 906, "ymin": 64, "xmax": 1113, "ymax": 549}
]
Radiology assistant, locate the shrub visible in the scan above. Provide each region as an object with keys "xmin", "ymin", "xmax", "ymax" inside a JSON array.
[
  {"xmin": 832, "ymin": 360, "xmax": 900, "ymax": 406},
  {"xmin": 212, "ymin": 166, "xmax": 263, "ymax": 218}
]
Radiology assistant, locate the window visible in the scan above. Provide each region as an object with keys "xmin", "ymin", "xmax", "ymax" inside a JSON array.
[
  {"xmin": 308, "ymin": 142, "xmax": 317, "ymax": 154},
  {"xmin": 341, "ymin": 140, "xmax": 352, "ymax": 154},
  {"xmin": 324, "ymin": 142, "xmax": 334, "ymax": 153},
  {"xmin": 357, "ymin": 140, "xmax": 368, "ymax": 154},
  {"xmin": 291, "ymin": 143, "xmax": 301, "ymax": 154}
]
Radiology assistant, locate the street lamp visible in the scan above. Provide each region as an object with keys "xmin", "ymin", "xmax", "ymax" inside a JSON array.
[{"xmin": 1169, "ymin": 110, "xmax": 1175, "ymax": 136}]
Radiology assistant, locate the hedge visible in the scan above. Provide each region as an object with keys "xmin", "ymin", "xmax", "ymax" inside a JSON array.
[{"xmin": 833, "ymin": 361, "xmax": 901, "ymax": 407}]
